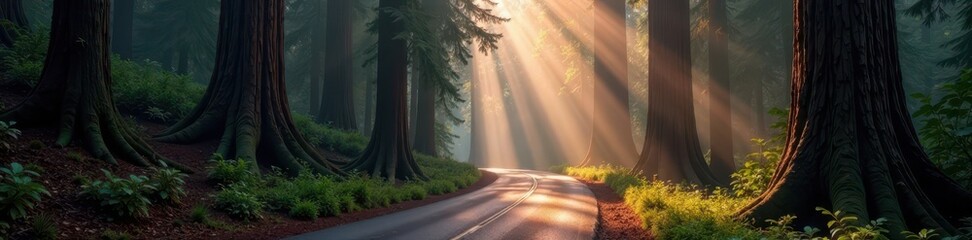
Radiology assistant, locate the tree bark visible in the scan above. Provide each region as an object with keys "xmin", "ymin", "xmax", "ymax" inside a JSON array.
[
  {"xmin": 344, "ymin": 0, "xmax": 427, "ymax": 181},
  {"xmin": 0, "ymin": 0, "xmax": 29, "ymax": 48},
  {"xmin": 581, "ymin": 0, "xmax": 639, "ymax": 167},
  {"xmin": 708, "ymin": 0, "xmax": 734, "ymax": 184},
  {"xmin": 318, "ymin": 0, "xmax": 357, "ymax": 130},
  {"xmin": 632, "ymin": 0, "xmax": 720, "ymax": 186},
  {"xmin": 738, "ymin": 1, "xmax": 972, "ymax": 237},
  {"xmin": 467, "ymin": 52, "xmax": 485, "ymax": 166},
  {"xmin": 412, "ymin": 74, "xmax": 437, "ymax": 157},
  {"xmin": 111, "ymin": 0, "xmax": 134, "ymax": 60},
  {"xmin": 308, "ymin": 0, "xmax": 324, "ymax": 117},
  {"xmin": 364, "ymin": 77, "xmax": 375, "ymax": 136},
  {"xmin": 1, "ymin": 0, "xmax": 184, "ymax": 170},
  {"xmin": 156, "ymin": 0, "xmax": 340, "ymax": 176}
]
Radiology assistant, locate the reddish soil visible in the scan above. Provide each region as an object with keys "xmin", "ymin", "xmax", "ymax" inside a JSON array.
[
  {"xmin": 0, "ymin": 89, "xmax": 497, "ymax": 240},
  {"xmin": 579, "ymin": 179, "xmax": 653, "ymax": 240}
]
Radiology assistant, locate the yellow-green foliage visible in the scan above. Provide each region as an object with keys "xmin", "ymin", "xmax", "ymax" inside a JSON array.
[{"xmin": 565, "ymin": 166, "xmax": 762, "ymax": 239}]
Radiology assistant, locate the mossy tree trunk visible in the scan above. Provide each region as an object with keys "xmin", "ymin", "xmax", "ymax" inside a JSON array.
[
  {"xmin": 345, "ymin": 0, "xmax": 427, "ymax": 181},
  {"xmin": 318, "ymin": 0, "xmax": 357, "ymax": 131},
  {"xmin": 708, "ymin": 0, "xmax": 734, "ymax": 184},
  {"xmin": 0, "ymin": 0, "xmax": 29, "ymax": 48},
  {"xmin": 581, "ymin": 0, "xmax": 639, "ymax": 167},
  {"xmin": 738, "ymin": 0, "xmax": 972, "ymax": 237},
  {"xmin": 156, "ymin": 0, "xmax": 341, "ymax": 176},
  {"xmin": 0, "ymin": 0, "xmax": 184, "ymax": 170},
  {"xmin": 111, "ymin": 0, "xmax": 134, "ymax": 60},
  {"xmin": 632, "ymin": 0, "xmax": 720, "ymax": 186}
]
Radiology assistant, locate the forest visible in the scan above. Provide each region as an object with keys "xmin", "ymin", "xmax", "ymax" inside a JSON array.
[{"xmin": 0, "ymin": 0, "xmax": 970, "ymax": 239}]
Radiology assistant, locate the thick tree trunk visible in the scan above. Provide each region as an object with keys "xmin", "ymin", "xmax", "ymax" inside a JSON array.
[
  {"xmin": 177, "ymin": 44, "xmax": 189, "ymax": 75},
  {"xmin": 156, "ymin": 0, "xmax": 340, "ymax": 176},
  {"xmin": 364, "ymin": 78, "xmax": 375, "ymax": 136},
  {"xmin": 344, "ymin": 0, "xmax": 427, "ymax": 181},
  {"xmin": 111, "ymin": 0, "xmax": 134, "ymax": 59},
  {"xmin": 1, "ymin": 0, "xmax": 184, "ymax": 170},
  {"xmin": 318, "ymin": 0, "xmax": 357, "ymax": 130},
  {"xmin": 0, "ymin": 0, "xmax": 29, "ymax": 48},
  {"xmin": 308, "ymin": 0, "xmax": 323, "ymax": 117},
  {"xmin": 409, "ymin": 63, "xmax": 420, "ymax": 143},
  {"xmin": 708, "ymin": 0, "xmax": 734, "ymax": 184},
  {"xmin": 738, "ymin": 1, "xmax": 972, "ymax": 237},
  {"xmin": 412, "ymin": 77, "xmax": 437, "ymax": 157},
  {"xmin": 582, "ymin": 0, "xmax": 639, "ymax": 167},
  {"xmin": 467, "ymin": 53, "xmax": 485, "ymax": 166},
  {"xmin": 633, "ymin": 0, "xmax": 720, "ymax": 186}
]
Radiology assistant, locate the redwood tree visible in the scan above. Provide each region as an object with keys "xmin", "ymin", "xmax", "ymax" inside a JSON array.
[
  {"xmin": 345, "ymin": 0, "xmax": 427, "ymax": 181},
  {"xmin": 0, "ymin": 0, "xmax": 182, "ymax": 170},
  {"xmin": 708, "ymin": 0, "xmax": 734, "ymax": 184},
  {"xmin": 0, "ymin": 0, "xmax": 29, "ymax": 48},
  {"xmin": 318, "ymin": 0, "xmax": 357, "ymax": 131},
  {"xmin": 111, "ymin": 0, "xmax": 134, "ymax": 59},
  {"xmin": 632, "ymin": 0, "xmax": 720, "ymax": 186},
  {"xmin": 581, "ymin": 0, "xmax": 640, "ymax": 167},
  {"xmin": 738, "ymin": 0, "xmax": 972, "ymax": 236},
  {"xmin": 156, "ymin": 0, "xmax": 340, "ymax": 175}
]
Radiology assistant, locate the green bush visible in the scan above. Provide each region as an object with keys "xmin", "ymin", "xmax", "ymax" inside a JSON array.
[
  {"xmin": 912, "ymin": 70, "xmax": 972, "ymax": 189},
  {"xmin": 0, "ymin": 162, "xmax": 50, "ymax": 224},
  {"xmin": 335, "ymin": 178, "xmax": 389, "ymax": 209},
  {"xmin": 213, "ymin": 184, "xmax": 263, "ymax": 220},
  {"xmin": 0, "ymin": 28, "xmax": 204, "ymax": 122},
  {"xmin": 289, "ymin": 200, "xmax": 319, "ymax": 220},
  {"xmin": 207, "ymin": 156, "xmax": 256, "ymax": 185},
  {"xmin": 29, "ymin": 214, "xmax": 57, "ymax": 240},
  {"xmin": 0, "ymin": 121, "xmax": 21, "ymax": 152},
  {"xmin": 80, "ymin": 170, "xmax": 157, "ymax": 219},
  {"xmin": 0, "ymin": 27, "xmax": 47, "ymax": 88},
  {"xmin": 111, "ymin": 56, "xmax": 204, "ymax": 121},
  {"xmin": 730, "ymin": 139, "xmax": 781, "ymax": 198},
  {"xmin": 292, "ymin": 114, "xmax": 368, "ymax": 157},
  {"xmin": 423, "ymin": 180, "xmax": 458, "ymax": 195},
  {"xmin": 150, "ymin": 165, "xmax": 188, "ymax": 204}
]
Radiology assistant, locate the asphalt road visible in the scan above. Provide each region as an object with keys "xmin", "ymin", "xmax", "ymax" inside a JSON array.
[{"xmin": 285, "ymin": 168, "xmax": 598, "ymax": 240}]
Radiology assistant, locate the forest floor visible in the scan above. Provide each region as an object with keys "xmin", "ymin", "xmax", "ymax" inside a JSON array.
[
  {"xmin": 0, "ymin": 89, "xmax": 496, "ymax": 239},
  {"xmin": 579, "ymin": 179, "xmax": 653, "ymax": 240}
]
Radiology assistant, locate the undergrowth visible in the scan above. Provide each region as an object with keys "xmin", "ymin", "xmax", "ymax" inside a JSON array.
[{"xmin": 207, "ymin": 154, "xmax": 479, "ymax": 221}]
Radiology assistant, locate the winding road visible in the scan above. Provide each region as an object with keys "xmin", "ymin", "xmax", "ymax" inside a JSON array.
[{"xmin": 285, "ymin": 168, "xmax": 598, "ymax": 240}]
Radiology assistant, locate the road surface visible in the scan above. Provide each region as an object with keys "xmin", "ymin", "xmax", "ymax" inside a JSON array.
[{"xmin": 285, "ymin": 168, "xmax": 597, "ymax": 240}]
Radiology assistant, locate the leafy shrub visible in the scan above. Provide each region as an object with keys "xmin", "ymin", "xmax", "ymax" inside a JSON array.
[
  {"xmin": 289, "ymin": 200, "xmax": 319, "ymax": 220},
  {"xmin": 66, "ymin": 151, "xmax": 85, "ymax": 162},
  {"xmin": 0, "ymin": 162, "xmax": 50, "ymax": 223},
  {"xmin": 150, "ymin": 165, "xmax": 188, "ymax": 204},
  {"xmin": 335, "ymin": 178, "xmax": 389, "ymax": 209},
  {"xmin": 422, "ymin": 180, "xmax": 457, "ymax": 195},
  {"xmin": 730, "ymin": 139, "xmax": 781, "ymax": 198},
  {"xmin": 80, "ymin": 170, "xmax": 157, "ymax": 219},
  {"xmin": 398, "ymin": 184, "xmax": 427, "ymax": 201},
  {"xmin": 189, "ymin": 205, "xmax": 229, "ymax": 230},
  {"xmin": 207, "ymin": 155, "xmax": 256, "ymax": 185},
  {"xmin": 213, "ymin": 184, "xmax": 263, "ymax": 220},
  {"xmin": 292, "ymin": 114, "xmax": 368, "ymax": 157},
  {"xmin": 0, "ymin": 121, "xmax": 22, "ymax": 152},
  {"xmin": 29, "ymin": 214, "xmax": 57, "ymax": 240},
  {"xmin": 0, "ymin": 27, "xmax": 47, "ymax": 88},
  {"xmin": 912, "ymin": 70, "xmax": 972, "ymax": 189},
  {"xmin": 100, "ymin": 229, "xmax": 133, "ymax": 240},
  {"xmin": 0, "ymin": 29, "xmax": 205, "ymax": 121},
  {"xmin": 27, "ymin": 139, "xmax": 44, "ymax": 150}
]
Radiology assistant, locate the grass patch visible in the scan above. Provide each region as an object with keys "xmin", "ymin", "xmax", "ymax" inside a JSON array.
[{"xmin": 207, "ymin": 154, "xmax": 479, "ymax": 222}]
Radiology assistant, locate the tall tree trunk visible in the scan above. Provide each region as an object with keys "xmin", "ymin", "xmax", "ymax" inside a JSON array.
[
  {"xmin": 738, "ymin": 1, "xmax": 972, "ymax": 237},
  {"xmin": 633, "ymin": 0, "xmax": 720, "ymax": 186},
  {"xmin": 318, "ymin": 0, "xmax": 357, "ymax": 130},
  {"xmin": 1, "ymin": 0, "xmax": 184, "ymax": 170},
  {"xmin": 412, "ymin": 76, "xmax": 436, "ymax": 156},
  {"xmin": 581, "ymin": 0, "xmax": 639, "ymax": 167},
  {"xmin": 177, "ymin": 44, "xmax": 189, "ymax": 75},
  {"xmin": 467, "ymin": 53, "xmax": 485, "ymax": 166},
  {"xmin": 112, "ymin": 0, "xmax": 134, "ymax": 59},
  {"xmin": 307, "ymin": 0, "xmax": 324, "ymax": 117},
  {"xmin": 345, "ymin": 0, "xmax": 427, "ymax": 181},
  {"xmin": 708, "ymin": 0, "xmax": 734, "ymax": 184},
  {"xmin": 0, "ymin": 0, "xmax": 29, "ymax": 48},
  {"xmin": 364, "ymin": 78, "xmax": 375, "ymax": 136},
  {"xmin": 780, "ymin": 0, "xmax": 793, "ymax": 87},
  {"xmin": 156, "ymin": 0, "xmax": 340, "ymax": 176}
]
